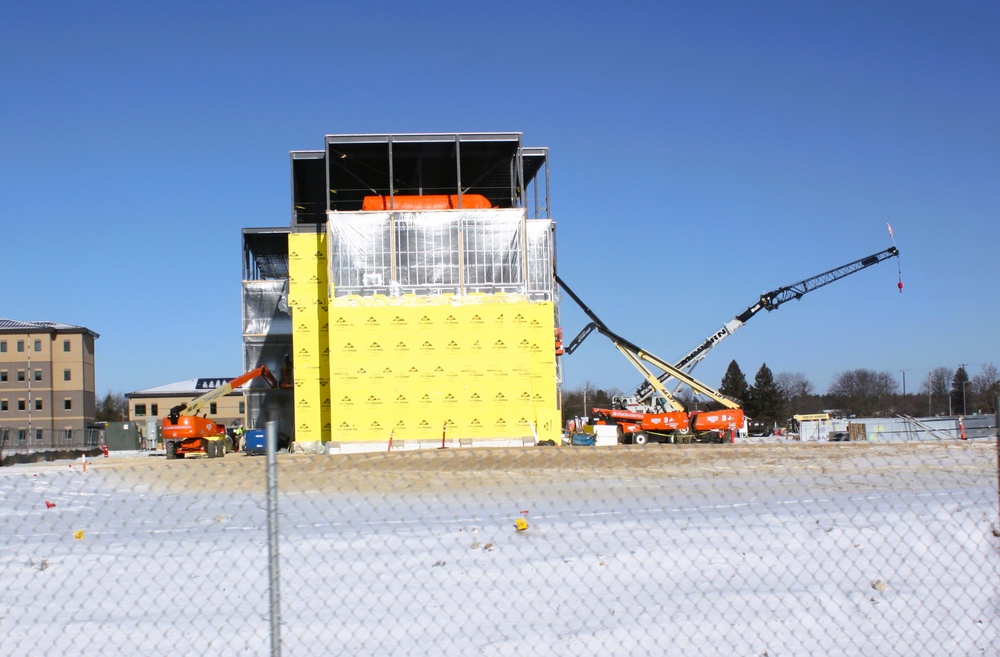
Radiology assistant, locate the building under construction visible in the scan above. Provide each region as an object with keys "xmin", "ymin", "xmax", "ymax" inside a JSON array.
[{"xmin": 242, "ymin": 133, "xmax": 560, "ymax": 452}]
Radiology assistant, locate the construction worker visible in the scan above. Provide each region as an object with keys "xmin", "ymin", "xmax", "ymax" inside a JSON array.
[{"xmin": 233, "ymin": 424, "xmax": 245, "ymax": 452}]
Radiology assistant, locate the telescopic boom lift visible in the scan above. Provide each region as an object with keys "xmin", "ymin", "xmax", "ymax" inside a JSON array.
[{"xmin": 628, "ymin": 246, "xmax": 900, "ymax": 404}]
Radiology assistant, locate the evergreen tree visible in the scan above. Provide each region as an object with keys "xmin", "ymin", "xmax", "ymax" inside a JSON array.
[
  {"xmin": 745, "ymin": 363, "xmax": 783, "ymax": 423},
  {"xmin": 950, "ymin": 366, "xmax": 970, "ymax": 415},
  {"xmin": 719, "ymin": 360, "xmax": 748, "ymax": 403}
]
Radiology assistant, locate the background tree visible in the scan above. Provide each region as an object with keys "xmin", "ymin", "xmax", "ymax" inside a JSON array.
[
  {"xmin": 921, "ymin": 367, "xmax": 953, "ymax": 415},
  {"xmin": 776, "ymin": 371, "xmax": 820, "ymax": 417},
  {"xmin": 95, "ymin": 391, "xmax": 128, "ymax": 422},
  {"xmin": 745, "ymin": 363, "xmax": 783, "ymax": 423},
  {"xmin": 970, "ymin": 363, "xmax": 999, "ymax": 415},
  {"xmin": 561, "ymin": 382, "xmax": 622, "ymax": 426},
  {"xmin": 718, "ymin": 360, "xmax": 748, "ymax": 403},
  {"xmin": 828, "ymin": 369, "xmax": 897, "ymax": 417},
  {"xmin": 950, "ymin": 366, "xmax": 970, "ymax": 415}
]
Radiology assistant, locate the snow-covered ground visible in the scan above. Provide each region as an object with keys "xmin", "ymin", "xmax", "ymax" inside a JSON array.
[{"xmin": 1, "ymin": 443, "xmax": 997, "ymax": 656}]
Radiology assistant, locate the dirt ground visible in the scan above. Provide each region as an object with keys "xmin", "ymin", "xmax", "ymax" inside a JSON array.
[{"xmin": 84, "ymin": 440, "xmax": 998, "ymax": 496}]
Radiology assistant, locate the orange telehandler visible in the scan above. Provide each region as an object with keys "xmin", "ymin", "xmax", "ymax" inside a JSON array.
[{"xmin": 162, "ymin": 366, "xmax": 278, "ymax": 459}]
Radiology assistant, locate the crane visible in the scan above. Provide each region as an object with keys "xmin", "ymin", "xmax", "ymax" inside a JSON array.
[{"xmin": 627, "ymin": 245, "xmax": 900, "ymax": 404}]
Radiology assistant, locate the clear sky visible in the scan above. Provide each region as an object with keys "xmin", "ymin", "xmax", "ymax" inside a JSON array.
[{"xmin": 2, "ymin": 1, "xmax": 997, "ymax": 398}]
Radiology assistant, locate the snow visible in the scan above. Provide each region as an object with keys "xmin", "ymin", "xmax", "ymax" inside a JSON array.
[{"xmin": 1, "ymin": 445, "xmax": 998, "ymax": 656}]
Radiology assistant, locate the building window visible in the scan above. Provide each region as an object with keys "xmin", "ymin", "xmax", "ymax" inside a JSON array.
[
  {"xmin": 135, "ymin": 404, "xmax": 146, "ymax": 416},
  {"xmin": 17, "ymin": 340, "xmax": 24, "ymax": 352},
  {"xmin": 239, "ymin": 402, "xmax": 245, "ymax": 414},
  {"xmin": 0, "ymin": 400, "xmax": 7, "ymax": 411},
  {"xmin": 17, "ymin": 429, "xmax": 26, "ymax": 441},
  {"xmin": 35, "ymin": 399, "xmax": 42, "ymax": 411},
  {"xmin": 17, "ymin": 370, "xmax": 25, "ymax": 382},
  {"xmin": 0, "ymin": 340, "xmax": 5, "ymax": 352},
  {"xmin": 0, "ymin": 371, "xmax": 6, "ymax": 382},
  {"xmin": 33, "ymin": 339, "xmax": 41, "ymax": 352},
  {"xmin": 64, "ymin": 399, "xmax": 72, "ymax": 410},
  {"xmin": 35, "ymin": 429, "xmax": 43, "ymax": 441},
  {"xmin": 64, "ymin": 369, "xmax": 71, "ymax": 381},
  {"xmin": 151, "ymin": 403, "xmax": 158, "ymax": 416},
  {"xmin": 18, "ymin": 400, "xmax": 26, "ymax": 411},
  {"xmin": 65, "ymin": 429, "xmax": 72, "ymax": 441},
  {"xmin": 34, "ymin": 370, "xmax": 42, "ymax": 382},
  {"xmin": 63, "ymin": 340, "xmax": 71, "ymax": 352},
  {"xmin": 209, "ymin": 403, "xmax": 218, "ymax": 415}
]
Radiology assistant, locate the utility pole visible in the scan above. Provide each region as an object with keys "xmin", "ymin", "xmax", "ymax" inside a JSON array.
[{"xmin": 900, "ymin": 369, "xmax": 906, "ymax": 396}]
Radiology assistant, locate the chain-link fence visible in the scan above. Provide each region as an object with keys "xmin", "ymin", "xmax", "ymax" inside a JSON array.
[
  {"xmin": 0, "ymin": 426, "xmax": 102, "ymax": 460},
  {"xmin": 2, "ymin": 430, "xmax": 997, "ymax": 656}
]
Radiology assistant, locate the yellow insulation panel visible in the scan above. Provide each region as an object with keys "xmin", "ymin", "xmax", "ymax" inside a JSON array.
[
  {"xmin": 327, "ymin": 295, "xmax": 560, "ymax": 443},
  {"xmin": 289, "ymin": 232, "xmax": 332, "ymax": 443}
]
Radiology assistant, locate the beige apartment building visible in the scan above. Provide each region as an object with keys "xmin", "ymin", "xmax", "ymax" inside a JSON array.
[{"xmin": 0, "ymin": 319, "xmax": 99, "ymax": 446}]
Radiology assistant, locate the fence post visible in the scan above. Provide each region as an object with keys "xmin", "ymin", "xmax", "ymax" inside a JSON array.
[{"xmin": 266, "ymin": 420, "xmax": 282, "ymax": 657}]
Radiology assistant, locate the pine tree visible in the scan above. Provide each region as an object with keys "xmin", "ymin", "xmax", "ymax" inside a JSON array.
[
  {"xmin": 746, "ymin": 363, "xmax": 783, "ymax": 423},
  {"xmin": 950, "ymin": 366, "xmax": 970, "ymax": 416},
  {"xmin": 719, "ymin": 360, "xmax": 748, "ymax": 403}
]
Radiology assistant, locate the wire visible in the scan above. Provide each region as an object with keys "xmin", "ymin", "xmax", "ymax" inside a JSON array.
[{"xmin": 887, "ymin": 223, "xmax": 903, "ymax": 292}]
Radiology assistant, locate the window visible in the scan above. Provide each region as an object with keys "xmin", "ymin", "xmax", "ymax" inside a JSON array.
[
  {"xmin": 17, "ymin": 370, "xmax": 25, "ymax": 382},
  {"xmin": 239, "ymin": 402, "xmax": 245, "ymax": 414},
  {"xmin": 151, "ymin": 403, "xmax": 158, "ymax": 416},
  {"xmin": 0, "ymin": 400, "xmax": 7, "ymax": 411},
  {"xmin": 64, "ymin": 369, "xmax": 71, "ymax": 381},
  {"xmin": 0, "ymin": 340, "xmax": 5, "ymax": 352},
  {"xmin": 135, "ymin": 404, "xmax": 146, "ymax": 416},
  {"xmin": 64, "ymin": 399, "xmax": 72, "ymax": 410},
  {"xmin": 63, "ymin": 340, "xmax": 70, "ymax": 352},
  {"xmin": 35, "ymin": 429, "xmax": 43, "ymax": 441},
  {"xmin": 17, "ymin": 340, "xmax": 24, "ymax": 352},
  {"xmin": 34, "ymin": 399, "xmax": 42, "ymax": 411},
  {"xmin": 34, "ymin": 370, "xmax": 42, "ymax": 382},
  {"xmin": 0, "ymin": 371, "xmax": 6, "ymax": 382},
  {"xmin": 17, "ymin": 429, "xmax": 26, "ymax": 441},
  {"xmin": 64, "ymin": 429, "xmax": 72, "ymax": 441},
  {"xmin": 209, "ymin": 403, "xmax": 218, "ymax": 415},
  {"xmin": 33, "ymin": 339, "xmax": 41, "ymax": 352},
  {"xmin": 18, "ymin": 400, "xmax": 26, "ymax": 411}
]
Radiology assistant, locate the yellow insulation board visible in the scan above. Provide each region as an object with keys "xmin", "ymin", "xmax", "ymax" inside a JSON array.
[
  {"xmin": 327, "ymin": 295, "xmax": 560, "ymax": 443},
  {"xmin": 289, "ymin": 232, "xmax": 331, "ymax": 443}
]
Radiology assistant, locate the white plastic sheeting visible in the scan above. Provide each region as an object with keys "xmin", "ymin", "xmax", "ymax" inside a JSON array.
[{"xmin": 327, "ymin": 209, "xmax": 554, "ymax": 299}]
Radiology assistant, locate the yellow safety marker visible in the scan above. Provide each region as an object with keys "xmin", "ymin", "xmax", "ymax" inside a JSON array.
[
  {"xmin": 73, "ymin": 530, "xmax": 84, "ymax": 540},
  {"xmin": 514, "ymin": 517, "xmax": 528, "ymax": 531}
]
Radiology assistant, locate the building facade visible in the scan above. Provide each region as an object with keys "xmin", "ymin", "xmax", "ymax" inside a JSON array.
[
  {"xmin": 0, "ymin": 319, "xmax": 99, "ymax": 448},
  {"xmin": 242, "ymin": 132, "xmax": 562, "ymax": 453}
]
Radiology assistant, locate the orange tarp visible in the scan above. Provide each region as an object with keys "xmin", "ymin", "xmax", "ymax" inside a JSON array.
[{"xmin": 361, "ymin": 194, "xmax": 493, "ymax": 211}]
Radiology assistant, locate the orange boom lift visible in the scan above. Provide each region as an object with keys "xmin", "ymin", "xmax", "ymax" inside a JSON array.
[{"xmin": 162, "ymin": 367, "xmax": 278, "ymax": 459}]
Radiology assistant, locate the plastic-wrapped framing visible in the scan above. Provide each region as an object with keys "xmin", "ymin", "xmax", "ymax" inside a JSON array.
[
  {"xmin": 328, "ymin": 209, "xmax": 554, "ymax": 300},
  {"xmin": 242, "ymin": 280, "xmax": 292, "ymax": 336}
]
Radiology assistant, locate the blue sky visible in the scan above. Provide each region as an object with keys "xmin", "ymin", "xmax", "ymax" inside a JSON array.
[{"xmin": 2, "ymin": 1, "xmax": 997, "ymax": 398}]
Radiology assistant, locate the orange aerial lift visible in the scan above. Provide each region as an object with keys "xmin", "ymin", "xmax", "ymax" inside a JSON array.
[
  {"xmin": 557, "ymin": 275, "xmax": 744, "ymax": 444},
  {"xmin": 162, "ymin": 366, "xmax": 278, "ymax": 459}
]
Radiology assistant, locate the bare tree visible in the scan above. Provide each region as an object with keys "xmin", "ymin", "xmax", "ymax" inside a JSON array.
[
  {"xmin": 921, "ymin": 367, "xmax": 954, "ymax": 415},
  {"xmin": 828, "ymin": 369, "xmax": 898, "ymax": 417},
  {"xmin": 971, "ymin": 363, "xmax": 1000, "ymax": 414},
  {"xmin": 776, "ymin": 371, "xmax": 814, "ymax": 400},
  {"xmin": 96, "ymin": 391, "xmax": 129, "ymax": 422}
]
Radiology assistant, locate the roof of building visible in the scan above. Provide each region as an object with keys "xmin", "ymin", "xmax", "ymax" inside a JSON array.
[
  {"xmin": 126, "ymin": 377, "xmax": 239, "ymax": 398},
  {"xmin": 0, "ymin": 319, "xmax": 100, "ymax": 338}
]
